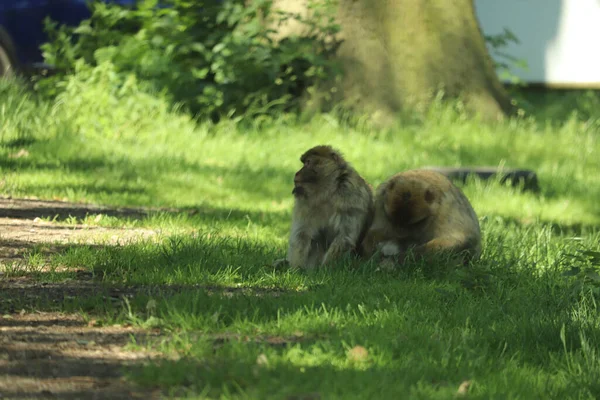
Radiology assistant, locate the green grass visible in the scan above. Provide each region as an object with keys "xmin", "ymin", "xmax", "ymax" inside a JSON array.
[{"xmin": 1, "ymin": 74, "xmax": 600, "ymax": 399}]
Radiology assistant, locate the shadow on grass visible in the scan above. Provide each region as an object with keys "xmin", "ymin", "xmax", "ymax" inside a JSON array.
[
  {"xmin": 515, "ymin": 87, "xmax": 600, "ymax": 125},
  {"xmin": 128, "ymin": 357, "xmax": 426, "ymax": 399},
  {"xmin": 1, "ymin": 137, "xmax": 38, "ymax": 148},
  {"xmin": 0, "ymin": 232, "xmax": 292, "ymax": 398},
  {"xmin": 491, "ymin": 214, "xmax": 600, "ymax": 236},
  {"xmin": 0, "ymin": 226, "xmax": 292, "ymax": 313},
  {"xmin": 123, "ymin": 333, "xmax": 580, "ymax": 399},
  {"xmin": 0, "ymin": 277, "xmax": 291, "ymax": 315},
  {"xmin": 0, "ymin": 197, "xmax": 290, "ymax": 229},
  {"xmin": 1, "ymin": 228, "xmax": 599, "ymax": 398},
  {"xmin": 0, "ymin": 230, "xmax": 578, "ymax": 326},
  {"xmin": 0, "ymin": 197, "xmax": 159, "ymax": 221},
  {"xmin": 1, "ymin": 142, "xmax": 294, "ymax": 203},
  {"xmin": 0, "ymin": 153, "xmax": 108, "ymax": 171}
]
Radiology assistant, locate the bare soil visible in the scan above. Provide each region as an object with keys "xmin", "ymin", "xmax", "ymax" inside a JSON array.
[
  {"xmin": 0, "ymin": 197, "xmax": 166, "ymax": 400},
  {"xmin": 0, "ymin": 312, "xmax": 162, "ymax": 399}
]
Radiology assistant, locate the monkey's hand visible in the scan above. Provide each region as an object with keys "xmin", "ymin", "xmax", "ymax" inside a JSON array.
[
  {"xmin": 376, "ymin": 241, "xmax": 409, "ymax": 269},
  {"xmin": 322, "ymin": 213, "xmax": 364, "ymax": 266},
  {"xmin": 321, "ymin": 237, "xmax": 354, "ymax": 267},
  {"xmin": 379, "ymin": 241, "xmax": 402, "ymax": 257},
  {"xmin": 272, "ymin": 258, "xmax": 290, "ymax": 270},
  {"xmin": 359, "ymin": 232, "xmax": 378, "ymax": 258}
]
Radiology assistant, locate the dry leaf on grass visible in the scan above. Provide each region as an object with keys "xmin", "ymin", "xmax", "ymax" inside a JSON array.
[
  {"xmin": 256, "ymin": 353, "xmax": 269, "ymax": 367},
  {"xmin": 9, "ymin": 149, "xmax": 29, "ymax": 159},
  {"xmin": 456, "ymin": 380, "xmax": 472, "ymax": 396},
  {"xmin": 347, "ymin": 345, "xmax": 369, "ymax": 362}
]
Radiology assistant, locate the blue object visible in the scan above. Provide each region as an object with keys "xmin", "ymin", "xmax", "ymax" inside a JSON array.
[{"xmin": 0, "ymin": 0, "xmax": 135, "ymax": 74}]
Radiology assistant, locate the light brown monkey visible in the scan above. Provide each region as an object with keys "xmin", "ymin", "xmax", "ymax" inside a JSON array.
[
  {"xmin": 274, "ymin": 145, "xmax": 374, "ymax": 269},
  {"xmin": 360, "ymin": 169, "xmax": 481, "ymax": 265}
]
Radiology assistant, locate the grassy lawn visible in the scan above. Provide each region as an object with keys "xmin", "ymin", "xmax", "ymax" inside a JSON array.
[{"xmin": 1, "ymin": 75, "xmax": 600, "ymax": 399}]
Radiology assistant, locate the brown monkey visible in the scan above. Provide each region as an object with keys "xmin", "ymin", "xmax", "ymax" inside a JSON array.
[
  {"xmin": 274, "ymin": 145, "xmax": 374, "ymax": 269},
  {"xmin": 360, "ymin": 169, "xmax": 481, "ymax": 265}
]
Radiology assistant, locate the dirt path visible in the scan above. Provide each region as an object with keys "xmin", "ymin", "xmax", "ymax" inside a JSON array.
[
  {"xmin": 0, "ymin": 197, "xmax": 168, "ymax": 399},
  {"xmin": 0, "ymin": 312, "xmax": 162, "ymax": 399},
  {"xmin": 0, "ymin": 196, "xmax": 165, "ymax": 263}
]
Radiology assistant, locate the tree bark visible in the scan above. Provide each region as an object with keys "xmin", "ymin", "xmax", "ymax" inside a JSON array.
[{"xmin": 272, "ymin": 0, "xmax": 515, "ymax": 123}]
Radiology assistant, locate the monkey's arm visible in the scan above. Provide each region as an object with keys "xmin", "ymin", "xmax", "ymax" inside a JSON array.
[
  {"xmin": 359, "ymin": 217, "xmax": 409, "ymax": 259},
  {"xmin": 287, "ymin": 230, "xmax": 313, "ymax": 268},
  {"xmin": 321, "ymin": 209, "xmax": 366, "ymax": 266},
  {"xmin": 359, "ymin": 227, "xmax": 388, "ymax": 258},
  {"xmin": 380, "ymin": 241, "xmax": 403, "ymax": 257}
]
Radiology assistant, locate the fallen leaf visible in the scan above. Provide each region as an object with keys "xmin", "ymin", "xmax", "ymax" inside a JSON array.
[
  {"xmin": 457, "ymin": 380, "xmax": 472, "ymax": 396},
  {"xmin": 347, "ymin": 345, "xmax": 369, "ymax": 362},
  {"xmin": 146, "ymin": 299, "xmax": 157, "ymax": 313},
  {"xmin": 256, "ymin": 353, "xmax": 269, "ymax": 367},
  {"xmin": 9, "ymin": 149, "xmax": 29, "ymax": 159}
]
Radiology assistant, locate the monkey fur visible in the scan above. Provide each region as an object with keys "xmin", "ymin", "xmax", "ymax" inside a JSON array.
[
  {"xmin": 360, "ymin": 169, "xmax": 481, "ymax": 265},
  {"xmin": 274, "ymin": 145, "xmax": 374, "ymax": 269}
]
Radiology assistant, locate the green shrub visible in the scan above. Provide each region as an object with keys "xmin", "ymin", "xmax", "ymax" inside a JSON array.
[
  {"xmin": 38, "ymin": 0, "xmax": 341, "ymax": 121},
  {"xmin": 52, "ymin": 60, "xmax": 197, "ymax": 141},
  {"xmin": 484, "ymin": 27, "xmax": 528, "ymax": 85},
  {"xmin": 0, "ymin": 77, "xmax": 64, "ymax": 144}
]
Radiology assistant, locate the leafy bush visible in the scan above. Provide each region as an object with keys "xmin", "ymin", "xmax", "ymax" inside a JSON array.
[
  {"xmin": 484, "ymin": 27, "xmax": 528, "ymax": 85},
  {"xmin": 38, "ymin": 0, "xmax": 341, "ymax": 121},
  {"xmin": 52, "ymin": 60, "xmax": 198, "ymax": 141},
  {"xmin": 0, "ymin": 77, "xmax": 65, "ymax": 145}
]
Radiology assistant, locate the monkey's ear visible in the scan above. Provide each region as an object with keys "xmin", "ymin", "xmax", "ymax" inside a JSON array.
[{"xmin": 424, "ymin": 189, "xmax": 435, "ymax": 204}]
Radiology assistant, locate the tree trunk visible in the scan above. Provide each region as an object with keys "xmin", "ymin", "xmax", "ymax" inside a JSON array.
[{"xmin": 271, "ymin": 0, "xmax": 515, "ymax": 123}]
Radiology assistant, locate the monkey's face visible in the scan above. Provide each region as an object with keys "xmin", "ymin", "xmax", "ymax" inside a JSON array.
[
  {"xmin": 383, "ymin": 178, "xmax": 437, "ymax": 226},
  {"xmin": 292, "ymin": 156, "xmax": 325, "ymax": 197},
  {"xmin": 292, "ymin": 146, "xmax": 345, "ymax": 197}
]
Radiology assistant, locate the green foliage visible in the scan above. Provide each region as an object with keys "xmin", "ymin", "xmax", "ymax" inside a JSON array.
[
  {"xmin": 561, "ymin": 250, "xmax": 600, "ymax": 297},
  {"xmin": 0, "ymin": 77, "xmax": 60, "ymax": 144},
  {"xmin": 484, "ymin": 27, "xmax": 528, "ymax": 85},
  {"xmin": 518, "ymin": 89, "xmax": 600, "ymax": 124},
  {"xmin": 37, "ymin": 0, "xmax": 341, "ymax": 121},
  {"xmin": 52, "ymin": 60, "xmax": 197, "ymax": 141}
]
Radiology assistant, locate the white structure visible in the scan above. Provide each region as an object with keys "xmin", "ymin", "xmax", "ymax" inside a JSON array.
[{"xmin": 476, "ymin": 0, "xmax": 600, "ymax": 88}]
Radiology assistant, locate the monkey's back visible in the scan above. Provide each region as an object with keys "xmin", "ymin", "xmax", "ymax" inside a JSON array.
[
  {"xmin": 387, "ymin": 169, "xmax": 482, "ymax": 260},
  {"xmin": 293, "ymin": 166, "xmax": 373, "ymax": 236}
]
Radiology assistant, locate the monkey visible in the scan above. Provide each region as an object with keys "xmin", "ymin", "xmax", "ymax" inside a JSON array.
[
  {"xmin": 273, "ymin": 145, "xmax": 374, "ymax": 269},
  {"xmin": 360, "ymin": 169, "xmax": 481, "ymax": 265}
]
